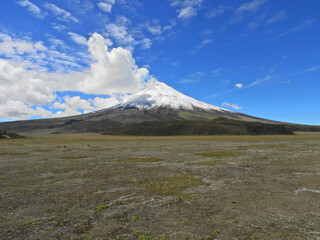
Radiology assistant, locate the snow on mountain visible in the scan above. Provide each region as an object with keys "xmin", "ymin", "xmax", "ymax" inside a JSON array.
[{"xmin": 115, "ymin": 80, "xmax": 228, "ymax": 112}]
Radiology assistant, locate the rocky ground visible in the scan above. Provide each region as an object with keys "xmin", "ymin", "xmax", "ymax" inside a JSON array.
[{"xmin": 0, "ymin": 134, "xmax": 320, "ymax": 240}]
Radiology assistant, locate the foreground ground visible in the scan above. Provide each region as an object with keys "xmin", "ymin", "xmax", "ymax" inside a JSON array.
[{"xmin": 0, "ymin": 134, "xmax": 320, "ymax": 240}]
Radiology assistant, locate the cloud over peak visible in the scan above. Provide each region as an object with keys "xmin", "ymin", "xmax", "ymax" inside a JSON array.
[{"xmin": 77, "ymin": 33, "xmax": 150, "ymax": 95}]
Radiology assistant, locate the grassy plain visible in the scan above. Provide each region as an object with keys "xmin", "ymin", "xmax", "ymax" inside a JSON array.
[{"xmin": 1, "ymin": 134, "xmax": 320, "ymax": 239}]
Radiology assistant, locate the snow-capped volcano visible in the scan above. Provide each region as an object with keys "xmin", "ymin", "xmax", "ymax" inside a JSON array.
[
  {"xmin": 115, "ymin": 80, "xmax": 227, "ymax": 112},
  {"xmin": 0, "ymin": 80, "xmax": 282, "ymax": 135}
]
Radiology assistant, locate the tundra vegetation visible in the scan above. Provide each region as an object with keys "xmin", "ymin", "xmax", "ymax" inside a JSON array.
[{"xmin": 1, "ymin": 134, "xmax": 320, "ymax": 239}]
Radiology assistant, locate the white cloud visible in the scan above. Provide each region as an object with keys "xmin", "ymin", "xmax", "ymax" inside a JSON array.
[
  {"xmin": 0, "ymin": 59, "xmax": 55, "ymax": 106},
  {"xmin": 97, "ymin": 0, "xmax": 116, "ymax": 13},
  {"xmin": 16, "ymin": 0, "xmax": 44, "ymax": 19},
  {"xmin": 139, "ymin": 38, "xmax": 152, "ymax": 49},
  {"xmin": 222, "ymin": 102, "xmax": 242, "ymax": 110},
  {"xmin": 53, "ymin": 96, "xmax": 94, "ymax": 112},
  {"xmin": 91, "ymin": 96, "xmax": 119, "ymax": 110},
  {"xmin": 68, "ymin": 32, "xmax": 87, "ymax": 45},
  {"xmin": 52, "ymin": 23, "xmax": 68, "ymax": 32},
  {"xmin": 48, "ymin": 38, "xmax": 65, "ymax": 48},
  {"xmin": 0, "ymin": 32, "xmax": 152, "ymax": 120},
  {"xmin": 0, "ymin": 32, "xmax": 85, "ymax": 72},
  {"xmin": 43, "ymin": 3, "xmax": 78, "ymax": 22},
  {"xmin": 0, "ymin": 33, "xmax": 47, "ymax": 57},
  {"xmin": 178, "ymin": 7, "xmax": 197, "ymax": 19},
  {"xmin": 78, "ymin": 33, "xmax": 150, "ymax": 95},
  {"xmin": 0, "ymin": 100, "xmax": 52, "ymax": 120},
  {"xmin": 98, "ymin": 2, "xmax": 112, "ymax": 12},
  {"xmin": 145, "ymin": 20, "xmax": 163, "ymax": 35},
  {"xmin": 235, "ymin": 83, "xmax": 243, "ymax": 88},
  {"xmin": 106, "ymin": 23, "xmax": 136, "ymax": 47},
  {"xmin": 236, "ymin": 0, "xmax": 268, "ymax": 14},
  {"xmin": 171, "ymin": 0, "xmax": 204, "ymax": 20},
  {"xmin": 51, "ymin": 95, "xmax": 120, "ymax": 117}
]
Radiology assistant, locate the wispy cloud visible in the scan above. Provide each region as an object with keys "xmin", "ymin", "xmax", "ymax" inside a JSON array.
[
  {"xmin": 191, "ymin": 38, "xmax": 214, "ymax": 54},
  {"xmin": 246, "ymin": 75, "xmax": 271, "ymax": 88},
  {"xmin": 139, "ymin": 38, "xmax": 152, "ymax": 49},
  {"xmin": 0, "ymin": 32, "xmax": 85, "ymax": 72},
  {"xmin": 266, "ymin": 11, "xmax": 287, "ymax": 24},
  {"xmin": 43, "ymin": 3, "xmax": 78, "ymax": 22},
  {"xmin": 231, "ymin": 0, "xmax": 268, "ymax": 24},
  {"xmin": 236, "ymin": 0, "xmax": 268, "ymax": 14},
  {"xmin": 105, "ymin": 19, "xmax": 152, "ymax": 51},
  {"xmin": 247, "ymin": 65, "xmax": 320, "ymax": 88},
  {"xmin": 196, "ymin": 38, "xmax": 214, "ymax": 49},
  {"xmin": 291, "ymin": 19, "xmax": 315, "ymax": 32},
  {"xmin": 48, "ymin": 38, "xmax": 66, "ymax": 48},
  {"xmin": 68, "ymin": 32, "xmax": 88, "ymax": 45},
  {"xmin": 52, "ymin": 23, "xmax": 68, "ymax": 32},
  {"xmin": 178, "ymin": 71, "xmax": 206, "ymax": 83},
  {"xmin": 205, "ymin": 5, "xmax": 230, "ymax": 19},
  {"xmin": 143, "ymin": 19, "xmax": 163, "ymax": 35},
  {"xmin": 222, "ymin": 102, "xmax": 242, "ymax": 110},
  {"xmin": 171, "ymin": 0, "xmax": 204, "ymax": 20},
  {"xmin": 277, "ymin": 19, "xmax": 315, "ymax": 37},
  {"xmin": 206, "ymin": 65, "xmax": 320, "ymax": 99},
  {"xmin": 177, "ymin": 79, "xmax": 198, "ymax": 83},
  {"xmin": 16, "ymin": 0, "xmax": 44, "ymax": 19}
]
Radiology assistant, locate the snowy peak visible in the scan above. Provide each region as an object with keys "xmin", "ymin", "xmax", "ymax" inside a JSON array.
[{"xmin": 116, "ymin": 80, "xmax": 227, "ymax": 112}]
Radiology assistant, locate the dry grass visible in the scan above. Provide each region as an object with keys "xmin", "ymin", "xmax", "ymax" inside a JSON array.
[
  {"xmin": 142, "ymin": 175, "xmax": 206, "ymax": 197},
  {"xmin": 1, "ymin": 134, "xmax": 320, "ymax": 240},
  {"xmin": 187, "ymin": 160, "xmax": 227, "ymax": 166},
  {"xmin": 198, "ymin": 151, "xmax": 239, "ymax": 158},
  {"xmin": 61, "ymin": 156, "xmax": 90, "ymax": 160},
  {"xmin": 0, "ymin": 152, "xmax": 28, "ymax": 156},
  {"xmin": 119, "ymin": 157, "xmax": 163, "ymax": 163}
]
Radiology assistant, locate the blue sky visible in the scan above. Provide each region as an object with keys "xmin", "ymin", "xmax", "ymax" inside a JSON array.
[{"xmin": 0, "ymin": 0, "xmax": 319, "ymax": 124}]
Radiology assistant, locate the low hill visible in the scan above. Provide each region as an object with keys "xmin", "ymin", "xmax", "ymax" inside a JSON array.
[{"xmin": 112, "ymin": 118, "xmax": 295, "ymax": 136}]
